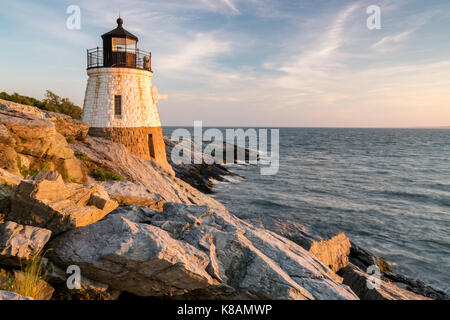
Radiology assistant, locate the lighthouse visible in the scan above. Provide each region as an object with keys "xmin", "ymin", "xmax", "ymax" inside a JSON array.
[{"xmin": 82, "ymin": 17, "xmax": 171, "ymax": 172}]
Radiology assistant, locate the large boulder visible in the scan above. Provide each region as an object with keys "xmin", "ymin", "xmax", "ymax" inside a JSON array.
[
  {"xmin": 0, "ymin": 290, "xmax": 32, "ymax": 300},
  {"xmin": 249, "ymin": 217, "xmax": 351, "ymax": 273},
  {"xmin": 0, "ymin": 107, "xmax": 72, "ymax": 159},
  {"xmin": 0, "ymin": 221, "xmax": 51, "ymax": 266},
  {"xmin": 100, "ymin": 180, "xmax": 164, "ymax": 210},
  {"xmin": 8, "ymin": 171, "xmax": 118, "ymax": 235},
  {"xmin": 339, "ymin": 263, "xmax": 430, "ymax": 300},
  {"xmin": 48, "ymin": 211, "xmax": 219, "ymax": 297},
  {"xmin": 49, "ymin": 204, "xmax": 358, "ymax": 300},
  {"xmin": 0, "ymin": 101, "xmax": 88, "ymax": 183}
]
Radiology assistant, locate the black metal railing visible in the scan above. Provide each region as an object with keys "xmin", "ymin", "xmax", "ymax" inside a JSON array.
[{"xmin": 87, "ymin": 47, "xmax": 152, "ymax": 71}]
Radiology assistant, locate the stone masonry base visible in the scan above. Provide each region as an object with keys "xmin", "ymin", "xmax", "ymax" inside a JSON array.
[{"xmin": 88, "ymin": 126, "xmax": 172, "ymax": 173}]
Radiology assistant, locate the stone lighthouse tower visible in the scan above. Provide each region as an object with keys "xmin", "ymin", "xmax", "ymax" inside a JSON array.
[{"xmin": 82, "ymin": 18, "xmax": 171, "ymax": 172}]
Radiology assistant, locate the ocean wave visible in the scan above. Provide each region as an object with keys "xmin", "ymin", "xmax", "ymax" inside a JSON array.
[
  {"xmin": 210, "ymin": 175, "xmax": 244, "ymax": 185},
  {"xmin": 377, "ymin": 190, "xmax": 450, "ymax": 207},
  {"xmin": 249, "ymin": 198, "xmax": 295, "ymax": 209}
]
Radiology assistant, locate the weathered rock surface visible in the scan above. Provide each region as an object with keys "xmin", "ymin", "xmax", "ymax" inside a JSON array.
[
  {"xmin": 0, "ymin": 98, "xmax": 88, "ymax": 142},
  {"xmin": 0, "ymin": 221, "xmax": 51, "ymax": 266},
  {"xmin": 348, "ymin": 242, "xmax": 449, "ymax": 300},
  {"xmin": 0, "ymin": 124, "xmax": 19, "ymax": 175},
  {"xmin": 0, "ymin": 290, "xmax": 32, "ymax": 300},
  {"xmin": 0, "ymin": 107, "xmax": 71, "ymax": 159},
  {"xmin": 44, "ymin": 259, "xmax": 120, "ymax": 300},
  {"xmin": 48, "ymin": 211, "xmax": 219, "ymax": 297},
  {"xmin": 0, "ymin": 168, "xmax": 22, "ymax": 186},
  {"xmin": 0, "ymin": 168, "xmax": 22, "ymax": 214},
  {"xmin": 248, "ymin": 217, "xmax": 351, "ymax": 273},
  {"xmin": 71, "ymin": 137, "xmax": 227, "ymax": 213},
  {"xmin": 0, "ymin": 100, "xmax": 88, "ymax": 183},
  {"xmin": 382, "ymin": 272, "xmax": 450, "ymax": 300},
  {"xmin": 49, "ymin": 203, "xmax": 358, "ymax": 300},
  {"xmin": 338, "ymin": 263, "xmax": 430, "ymax": 300},
  {"xmin": 99, "ymin": 180, "xmax": 164, "ymax": 210},
  {"xmin": 8, "ymin": 171, "xmax": 118, "ymax": 235}
]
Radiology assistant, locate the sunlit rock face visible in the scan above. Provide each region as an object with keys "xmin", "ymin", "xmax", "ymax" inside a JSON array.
[
  {"xmin": 8, "ymin": 171, "xmax": 118, "ymax": 235},
  {"xmin": 49, "ymin": 203, "xmax": 359, "ymax": 300},
  {"xmin": 0, "ymin": 221, "xmax": 51, "ymax": 266},
  {"xmin": 0, "ymin": 99, "xmax": 88, "ymax": 183}
]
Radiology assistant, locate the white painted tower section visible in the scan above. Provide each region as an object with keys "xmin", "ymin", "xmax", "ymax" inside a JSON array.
[{"xmin": 82, "ymin": 67, "xmax": 161, "ymax": 128}]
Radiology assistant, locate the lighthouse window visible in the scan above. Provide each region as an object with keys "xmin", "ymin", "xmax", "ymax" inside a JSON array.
[
  {"xmin": 114, "ymin": 95, "xmax": 122, "ymax": 116},
  {"xmin": 112, "ymin": 38, "xmax": 126, "ymax": 52},
  {"xmin": 126, "ymin": 40, "xmax": 137, "ymax": 53}
]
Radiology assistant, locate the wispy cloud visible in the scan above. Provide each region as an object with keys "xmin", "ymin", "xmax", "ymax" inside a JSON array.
[{"xmin": 372, "ymin": 30, "xmax": 414, "ymax": 51}]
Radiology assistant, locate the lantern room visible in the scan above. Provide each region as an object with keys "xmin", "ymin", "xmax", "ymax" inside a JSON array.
[{"xmin": 87, "ymin": 17, "xmax": 151, "ymax": 71}]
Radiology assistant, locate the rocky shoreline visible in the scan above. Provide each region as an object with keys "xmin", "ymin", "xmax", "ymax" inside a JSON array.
[{"xmin": 0, "ymin": 98, "xmax": 447, "ymax": 300}]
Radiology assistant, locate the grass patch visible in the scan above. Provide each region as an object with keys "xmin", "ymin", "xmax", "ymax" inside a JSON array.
[
  {"xmin": 66, "ymin": 137, "xmax": 75, "ymax": 144},
  {"xmin": 74, "ymin": 151, "xmax": 87, "ymax": 159},
  {"xmin": 74, "ymin": 151, "xmax": 91, "ymax": 165},
  {"xmin": 90, "ymin": 168, "xmax": 124, "ymax": 181},
  {"xmin": 75, "ymin": 150, "xmax": 125, "ymax": 183},
  {"xmin": 17, "ymin": 157, "xmax": 50, "ymax": 177},
  {"xmin": 3, "ymin": 251, "xmax": 53, "ymax": 300}
]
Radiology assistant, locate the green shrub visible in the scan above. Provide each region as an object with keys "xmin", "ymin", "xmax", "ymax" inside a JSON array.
[
  {"xmin": 74, "ymin": 151, "xmax": 87, "ymax": 159},
  {"xmin": 90, "ymin": 168, "xmax": 124, "ymax": 181},
  {"xmin": 0, "ymin": 90, "xmax": 82, "ymax": 120},
  {"xmin": 17, "ymin": 158, "xmax": 50, "ymax": 178}
]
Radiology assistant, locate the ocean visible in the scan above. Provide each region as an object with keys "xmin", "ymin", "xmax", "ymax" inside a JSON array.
[{"xmin": 164, "ymin": 127, "xmax": 450, "ymax": 294}]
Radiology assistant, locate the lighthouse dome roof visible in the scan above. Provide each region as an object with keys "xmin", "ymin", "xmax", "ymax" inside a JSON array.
[{"xmin": 101, "ymin": 17, "xmax": 138, "ymax": 41}]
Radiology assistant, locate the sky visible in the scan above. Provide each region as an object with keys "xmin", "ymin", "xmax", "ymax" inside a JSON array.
[{"xmin": 0, "ymin": 0, "xmax": 449, "ymax": 127}]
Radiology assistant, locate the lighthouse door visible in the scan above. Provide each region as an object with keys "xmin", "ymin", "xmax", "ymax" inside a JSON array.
[{"xmin": 148, "ymin": 134, "xmax": 155, "ymax": 158}]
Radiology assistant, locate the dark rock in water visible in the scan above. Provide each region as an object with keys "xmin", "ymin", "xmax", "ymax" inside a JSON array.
[
  {"xmin": 382, "ymin": 272, "xmax": 449, "ymax": 300},
  {"xmin": 348, "ymin": 242, "xmax": 386, "ymax": 271},
  {"xmin": 348, "ymin": 242, "xmax": 449, "ymax": 300},
  {"xmin": 213, "ymin": 141, "xmax": 260, "ymax": 164},
  {"xmin": 338, "ymin": 263, "xmax": 430, "ymax": 300},
  {"xmin": 171, "ymin": 163, "xmax": 238, "ymax": 194},
  {"xmin": 164, "ymin": 138, "xmax": 242, "ymax": 193},
  {"xmin": 248, "ymin": 216, "xmax": 449, "ymax": 300}
]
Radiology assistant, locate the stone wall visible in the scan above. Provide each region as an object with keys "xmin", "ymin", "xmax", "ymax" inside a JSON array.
[
  {"xmin": 88, "ymin": 126, "xmax": 172, "ymax": 173},
  {"xmin": 82, "ymin": 67, "xmax": 161, "ymax": 128}
]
